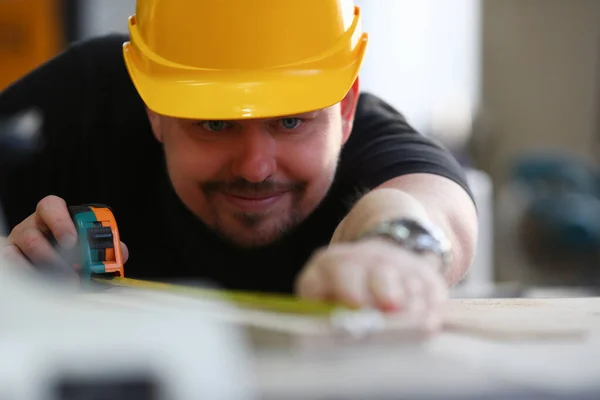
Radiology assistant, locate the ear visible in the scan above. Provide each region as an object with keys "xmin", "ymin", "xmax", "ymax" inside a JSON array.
[
  {"xmin": 145, "ymin": 106, "xmax": 164, "ymax": 143},
  {"xmin": 340, "ymin": 77, "xmax": 360, "ymax": 144}
]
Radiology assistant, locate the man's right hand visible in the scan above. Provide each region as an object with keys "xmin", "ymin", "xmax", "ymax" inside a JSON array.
[{"xmin": 1, "ymin": 195, "xmax": 128, "ymax": 273}]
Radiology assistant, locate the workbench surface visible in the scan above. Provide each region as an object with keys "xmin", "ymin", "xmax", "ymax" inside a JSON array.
[
  {"xmin": 253, "ymin": 297, "xmax": 600, "ymax": 399},
  {"xmin": 89, "ymin": 288, "xmax": 600, "ymax": 400}
]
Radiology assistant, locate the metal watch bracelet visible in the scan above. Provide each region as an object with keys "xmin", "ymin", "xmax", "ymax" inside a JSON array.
[{"xmin": 355, "ymin": 218, "xmax": 453, "ymax": 274}]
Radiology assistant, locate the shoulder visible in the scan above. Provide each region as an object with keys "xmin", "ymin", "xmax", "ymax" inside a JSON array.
[
  {"xmin": 349, "ymin": 92, "xmax": 419, "ymax": 143},
  {"xmin": 343, "ymin": 91, "xmax": 421, "ymax": 154},
  {"xmin": 355, "ymin": 92, "xmax": 409, "ymax": 121},
  {"xmin": 337, "ymin": 92, "xmax": 471, "ymax": 196}
]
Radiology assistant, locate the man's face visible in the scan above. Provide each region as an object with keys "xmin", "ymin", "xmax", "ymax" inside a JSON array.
[{"xmin": 147, "ymin": 85, "xmax": 359, "ymax": 248}]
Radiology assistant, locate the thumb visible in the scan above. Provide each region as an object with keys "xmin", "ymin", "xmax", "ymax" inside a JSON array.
[
  {"xmin": 120, "ymin": 241, "xmax": 129, "ymax": 263},
  {"xmin": 295, "ymin": 266, "xmax": 328, "ymax": 301}
]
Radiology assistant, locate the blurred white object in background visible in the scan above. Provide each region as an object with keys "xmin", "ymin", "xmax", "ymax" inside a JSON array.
[
  {"xmin": 355, "ymin": 0, "xmax": 481, "ymax": 138},
  {"xmin": 0, "ymin": 257, "xmax": 257, "ymax": 400},
  {"xmin": 430, "ymin": 92, "xmax": 475, "ymax": 152}
]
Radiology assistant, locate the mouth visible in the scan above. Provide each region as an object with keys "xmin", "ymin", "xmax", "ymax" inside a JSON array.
[{"xmin": 220, "ymin": 191, "xmax": 287, "ymax": 212}]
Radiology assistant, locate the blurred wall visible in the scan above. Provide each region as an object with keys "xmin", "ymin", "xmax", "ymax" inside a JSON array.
[
  {"xmin": 476, "ymin": 0, "xmax": 600, "ymax": 282},
  {"xmin": 355, "ymin": 0, "xmax": 481, "ymax": 138},
  {"xmin": 475, "ymin": 0, "xmax": 600, "ymax": 186},
  {"xmin": 78, "ymin": 0, "xmax": 133, "ymax": 39}
]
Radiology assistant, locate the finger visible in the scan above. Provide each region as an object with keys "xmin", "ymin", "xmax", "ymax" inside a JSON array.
[
  {"xmin": 36, "ymin": 195, "xmax": 77, "ymax": 248},
  {"xmin": 295, "ymin": 264, "xmax": 329, "ymax": 301},
  {"xmin": 120, "ymin": 241, "xmax": 129, "ymax": 263},
  {"xmin": 418, "ymin": 266, "xmax": 449, "ymax": 311},
  {"xmin": 1, "ymin": 244, "xmax": 34, "ymax": 271},
  {"xmin": 328, "ymin": 261, "xmax": 369, "ymax": 308},
  {"xmin": 9, "ymin": 212, "xmax": 48, "ymax": 240},
  {"xmin": 369, "ymin": 264, "xmax": 405, "ymax": 312},
  {"xmin": 426, "ymin": 272, "xmax": 449, "ymax": 310},
  {"xmin": 402, "ymin": 275, "xmax": 427, "ymax": 315},
  {"xmin": 15, "ymin": 226, "xmax": 65, "ymax": 267}
]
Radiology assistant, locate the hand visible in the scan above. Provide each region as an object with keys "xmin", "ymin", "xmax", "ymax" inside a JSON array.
[
  {"xmin": 295, "ymin": 238, "xmax": 448, "ymax": 329},
  {"xmin": 1, "ymin": 195, "xmax": 129, "ymax": 274}
]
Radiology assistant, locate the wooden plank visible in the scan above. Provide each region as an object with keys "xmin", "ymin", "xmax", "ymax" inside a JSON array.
[
  {"xmin": 85, "ymin": 288, "xmax": 600, "ymax": 343},
  {"xmin": 442, "ymin": 298, "xmax": 600, "ymax": 340}
]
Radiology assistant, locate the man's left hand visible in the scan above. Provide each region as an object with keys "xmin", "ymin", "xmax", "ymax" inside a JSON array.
[{"xmin": 295, "ymin": 238, "xmax": 448, "ymax": 328}]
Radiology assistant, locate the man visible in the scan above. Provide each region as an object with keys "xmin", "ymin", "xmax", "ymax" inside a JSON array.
[{"xmin": 0, "ymin": 0, "xmax": 477, "ymax": 327}]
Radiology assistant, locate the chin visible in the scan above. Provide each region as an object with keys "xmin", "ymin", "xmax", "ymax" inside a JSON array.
[
  {"xmin": 218, "ymin": 229, "xmax": 285, "ymax": 249},
  {"xmin": 215, "ymin": 214, "xmax": 303, "ymax": 249},
  {"xmin": 230, "ymin": 235, "xmax": 278, "ymax": 249}
]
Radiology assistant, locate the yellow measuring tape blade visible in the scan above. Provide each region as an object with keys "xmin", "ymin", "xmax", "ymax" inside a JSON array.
[{"xmin": 93, "ymin": 276, "xmax": 349, "ymax": 316}]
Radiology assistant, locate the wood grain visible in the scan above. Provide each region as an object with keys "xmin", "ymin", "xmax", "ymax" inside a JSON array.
[{"xmin": 440, "ymin": 297, "xmax": 600, "ymax": 340}]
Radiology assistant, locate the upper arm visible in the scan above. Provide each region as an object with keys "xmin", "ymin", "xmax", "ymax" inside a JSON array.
[{"xmin": 338, "ymin": 92, "xmax": 473, "ymax": 200}]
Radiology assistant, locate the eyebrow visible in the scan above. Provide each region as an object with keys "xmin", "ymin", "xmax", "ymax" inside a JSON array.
[{"xmin": 285, "ymin": 110, "xmax": 321, "ymax": 119}]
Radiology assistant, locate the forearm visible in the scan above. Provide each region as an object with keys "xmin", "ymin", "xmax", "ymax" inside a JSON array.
[
  {"xmin": 333, "ymin": 174, "xmax": 478, "ymax": 286},
  {"xmin": 335, "ymin": 188, "xmax": 431, "ymax": 241}
]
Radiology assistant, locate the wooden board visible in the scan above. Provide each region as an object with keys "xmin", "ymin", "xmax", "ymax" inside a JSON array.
[
  {"xmin": 85, "ymin": 287, "xmax": 600, "ymax": 343},
  {"xmin": 442, "ymin": 297, "xmax": 600, "ymax": 340}
]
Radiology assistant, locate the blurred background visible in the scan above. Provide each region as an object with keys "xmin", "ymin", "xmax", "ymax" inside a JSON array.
[{"xmin": 2, "ymin": 0, "xmax": 600, "ymax": 294}]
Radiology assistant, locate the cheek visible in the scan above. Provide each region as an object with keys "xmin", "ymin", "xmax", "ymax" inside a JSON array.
[
  {"xmin": 280, "ymin": 125, "xmax": 342, "ymax": 184},
  {"xmin": 161, "ymin": 130, "xmax": 223, "ymax": 189}
]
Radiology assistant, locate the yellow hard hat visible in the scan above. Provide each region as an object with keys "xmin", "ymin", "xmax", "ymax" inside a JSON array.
[{"xmin": 122, "ymin": 0, "xmax": 368, "ymax": 120}]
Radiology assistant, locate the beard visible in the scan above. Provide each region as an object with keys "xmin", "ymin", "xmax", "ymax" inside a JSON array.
[
  {"xmin": 200, "ymin": 177, "xmax": 308, "ymax": 248},
  {"xmin": 192, "ymin": 157, "xmax": 341, "ymax": 248}
]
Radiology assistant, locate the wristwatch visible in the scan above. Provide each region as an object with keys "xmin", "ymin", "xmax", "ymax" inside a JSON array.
[{"xmin": 356, "ymin": 218, "xmax": 453, "ymax": 274}]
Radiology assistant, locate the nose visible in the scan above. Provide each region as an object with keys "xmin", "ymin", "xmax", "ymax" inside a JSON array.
[{"xmin": 231, "ymin": 128, "xmax": 277, "ymax": 182}]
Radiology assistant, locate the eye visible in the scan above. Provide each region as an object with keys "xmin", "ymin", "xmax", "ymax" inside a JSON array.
[
  {"xmin": 200, "ymin": 121, "xmax": 229, "ymax": 132},
  {"xmin": 279, "ymin": 118, "xmax": 303, "ymax": 130}
]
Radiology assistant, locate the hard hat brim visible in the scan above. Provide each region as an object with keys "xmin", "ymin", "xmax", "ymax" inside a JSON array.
[{"xmin": 122, "ymin": 39, "xmax": 367, "ymax": 120}]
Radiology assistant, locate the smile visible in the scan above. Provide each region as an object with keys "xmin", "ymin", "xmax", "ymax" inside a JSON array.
[{"xmin": 220, "ymin": 192, "xmax": 286, "ymax": 212}]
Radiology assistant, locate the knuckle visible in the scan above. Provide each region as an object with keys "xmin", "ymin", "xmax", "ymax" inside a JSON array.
[
  {"xmin": 320, "ymin": 259, "xmax": 341, "ymax": 280},
  {"xmin": 19, "ymin": 228, "xmax": 45, "ymax": 252},
  {"xmin": 329, "ymin": 261, "xmax": 349, "ymax": 278},
  {"xmin": 6, "ymin": 229, "xmax": 18, "ymax": 242},
  {"xmin": 8, "ymin": 219, "xmax": 28, "ymax": 239},
  {"xmin": 46, "ymin": 214, "xmax": 69, "ymax": 231},
  {"xmin": 306, "ymin": 247, "xmax": 334, "ymax": 269},
  {"xmin": 36, "ymin": 195, "xmax": 65, "ymax": 212},
  {"xmin": 296, "ymin": 274, "xmax": 313, "ymax": 294}
]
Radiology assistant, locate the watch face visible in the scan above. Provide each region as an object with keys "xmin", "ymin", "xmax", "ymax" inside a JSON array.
[
  {"xmin": 390, "ymin": 219, "xmax": 441, "ymax": 252},
  {"xmin": 391, "ymin": 223, "xmax": 410, "ymax": 240},
  {"xmin": 370, "ymin": 218, "xmax": 451, "ymax": 272}
]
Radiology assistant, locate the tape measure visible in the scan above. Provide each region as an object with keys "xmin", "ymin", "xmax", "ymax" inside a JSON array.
[
  {"xmin": 93, "ymin": 276, "xmax": 344, "ymax": 315},
  {"xmin": 68, "ymin": 204, "xmax": 125, "ymax": 281},
  {"xmin": 70, "ymin": 204, "xmax": 347, "ymax": 316}
]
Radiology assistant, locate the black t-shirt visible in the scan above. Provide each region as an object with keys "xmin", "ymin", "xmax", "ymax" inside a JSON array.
[{"xmin": 0, "ymin": 34, "xmax": 471, "ymax": 294}]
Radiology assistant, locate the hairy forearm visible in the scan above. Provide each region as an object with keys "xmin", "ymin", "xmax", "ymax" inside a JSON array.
[{"xmin": 333, "ymin": 174, "xmax": 478, "ymax": 286}]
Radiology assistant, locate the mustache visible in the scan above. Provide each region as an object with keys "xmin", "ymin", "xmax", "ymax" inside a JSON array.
[{"xmin": 201, "ymin": 178, "xmax": 305, "ymax": 196}]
